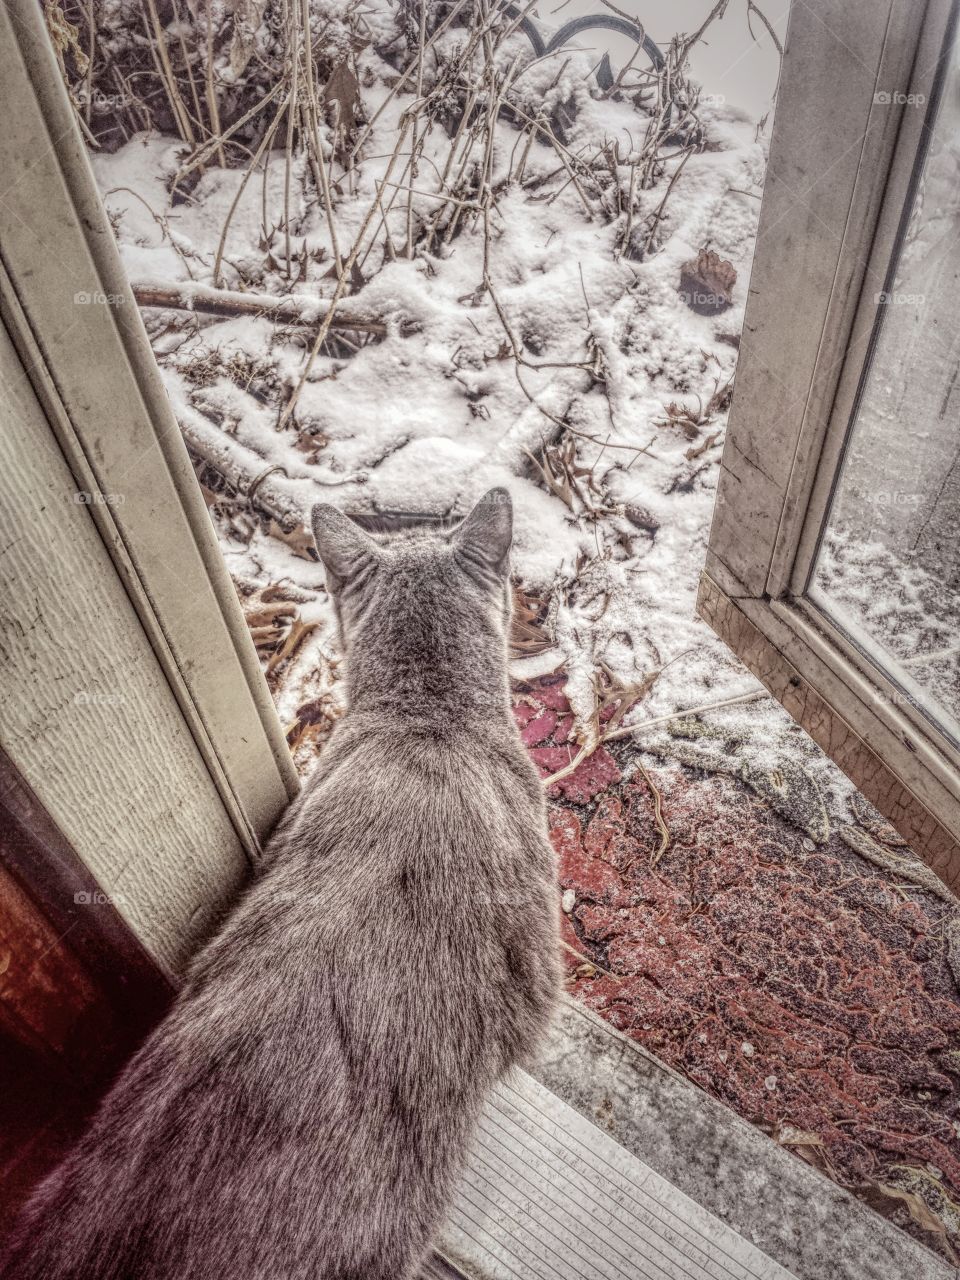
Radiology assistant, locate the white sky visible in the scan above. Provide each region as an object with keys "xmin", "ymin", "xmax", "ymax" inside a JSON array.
[{"xmin": 538, "ymin": 0, "xmax": 790, "ymax": 123}]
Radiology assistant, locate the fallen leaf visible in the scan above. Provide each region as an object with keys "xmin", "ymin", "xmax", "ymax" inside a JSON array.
[
  {"xmin": 325, "ymin": 59, "xmax": 362, "ymax": 139},
  {"xmin": 228, "ymin": 0, "xmax": 269, "ymax": 78},
  {"xmin": 678, "ymin": 249, "xmax": 737, "ymax": 315},
  {"xmin": 875, "ymin": 1180, "xmax": 959, "ymax": 1264},
  {"xmin": 774, "ymin": 1124, "xmax": 824, "ymax": 1148}
]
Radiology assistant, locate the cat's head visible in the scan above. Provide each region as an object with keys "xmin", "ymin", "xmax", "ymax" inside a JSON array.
[{"xmin": 310, "ymin": 488, "xmax": 514, "ymax": 670}]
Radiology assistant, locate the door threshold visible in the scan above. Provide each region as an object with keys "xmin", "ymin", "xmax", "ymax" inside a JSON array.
[
  {"xmin": 438, "ymin": 1068, "xmax": 794, "ymax": 1280},
  {"xmin": 429, "ymin": 998, "xmax": 952, "ymax": 1280}
]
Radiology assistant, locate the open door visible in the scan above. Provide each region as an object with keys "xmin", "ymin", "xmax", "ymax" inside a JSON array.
[{"xmin": 702, "ymin": 0, "xmax": 960, "ymax": 890}]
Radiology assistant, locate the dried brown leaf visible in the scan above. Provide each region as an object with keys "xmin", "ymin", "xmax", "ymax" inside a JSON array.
[{"xmin": 678, "ymin": 248, "xmax": 737, "ymax": 315}]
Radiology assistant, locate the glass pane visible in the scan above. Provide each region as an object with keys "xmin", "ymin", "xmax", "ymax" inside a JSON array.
[{"xmin": 809, "ymin": 35, "xmax": 960, "ymax": 746}]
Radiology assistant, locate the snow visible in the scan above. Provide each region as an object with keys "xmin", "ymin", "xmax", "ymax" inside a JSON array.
[{"xmin": 89, "ymin": 1, "xmax": 839, "ymax": 803}]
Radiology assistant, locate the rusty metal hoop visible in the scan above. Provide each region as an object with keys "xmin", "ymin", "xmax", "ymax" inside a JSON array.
[{"xmin": 501, "ymin": 6, "xmax": 665, "ymax": 88}]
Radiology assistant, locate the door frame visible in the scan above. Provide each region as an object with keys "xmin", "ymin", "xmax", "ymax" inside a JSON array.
[
  {"xmin": 0, "ymin": 0, "xmax": 299, "ymax": 971},
  {"xmin": 702, "ymin": 0, "xmax": 960, "ymax": 890}
]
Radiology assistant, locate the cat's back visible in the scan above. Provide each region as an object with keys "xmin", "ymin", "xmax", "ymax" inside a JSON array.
[
  {"xmin": 277, "ymin": 709, "xmax": 558, "ymax": 1049},
  {"xmin": 297, "ymin": 708, "xmax": 550, "ymax": 884}
]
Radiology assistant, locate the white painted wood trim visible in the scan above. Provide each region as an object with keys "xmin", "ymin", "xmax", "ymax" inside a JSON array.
[
  {"xmin": 0, "ymin": 0, "xmax": 298, "ymax": 860},
  {"xmin": 0, "ymin": 1, "xmax": 301, "ymax": 971},
  {"xmin": 0, "ymin": 318, "xmax": 247, "ymax": 976}
]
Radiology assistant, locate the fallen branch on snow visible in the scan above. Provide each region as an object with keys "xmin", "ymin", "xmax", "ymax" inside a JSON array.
[
  {"xmin": 131, "ymin": 282, "xmax": 414, "ymax": 336},
  {"xmin": 174, "ymin": 399, "xmax": 365, "ymax": 539}
]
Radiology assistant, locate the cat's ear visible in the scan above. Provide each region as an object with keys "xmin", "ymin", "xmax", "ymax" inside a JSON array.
[
  {"xmin": 311, "ymin": 504, "xmax": 378, "ymax": 589},
  {"xmin": 453, "ymin": 488, "xmax": 513, "ymax": 580}
]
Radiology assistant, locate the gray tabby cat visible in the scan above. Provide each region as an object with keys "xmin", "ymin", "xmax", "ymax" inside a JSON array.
[{"xmin": 1, "ymin": 488, "xmax": 560, "ymax": 1280}]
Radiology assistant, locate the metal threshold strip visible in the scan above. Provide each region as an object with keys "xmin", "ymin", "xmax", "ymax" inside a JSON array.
[{"xmin": 430, "ymin": 1071, "xmax": 796, "ymax": 1280}]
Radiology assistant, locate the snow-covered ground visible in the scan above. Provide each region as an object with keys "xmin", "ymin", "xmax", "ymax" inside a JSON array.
[{"xmin": 87, "ymin": 0, "xmax": 851, "ymax": 817}]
